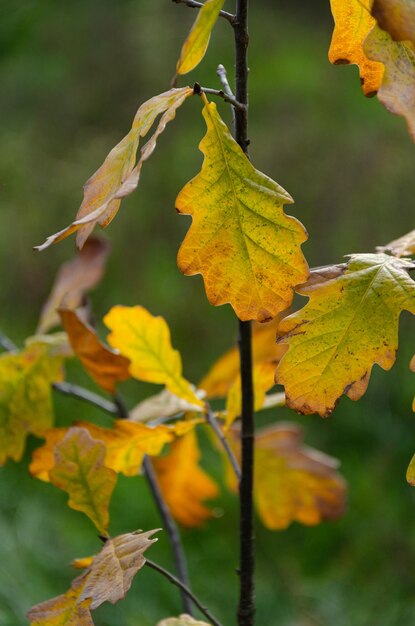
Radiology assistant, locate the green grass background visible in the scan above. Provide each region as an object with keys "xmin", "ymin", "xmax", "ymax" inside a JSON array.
[{"xmin": 0, "ymin": 1, "xmax": 414, "ymax": 624}]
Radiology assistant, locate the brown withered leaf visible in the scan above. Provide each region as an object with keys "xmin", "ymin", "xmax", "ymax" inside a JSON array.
[
  {"xmin": 129, "ymin": 388, "xmax": 204, "ymax": 423},
  {"xmin": 37, "ymin": 237, "xmax": 110, "ymax": 334},
  {"xmin": 227, "ymin": 423, "xmax": 346, "ymax": 530},
  {"xmin": 50, "ymin": 427, "xmax": 117, "ymax": 535},
  {"xmin": 35, "ymin": 88, "xmax": 193, "ymax": 251},
  {"xmin": 158, "ymin": 617, "xmax": 210, "ymax": 626},
  {"xmin": 27, "ymin": 530, "xmax": 158, "ymax": 625},
  {"xmin": 377, "ymin": 228, "xmax": 415, "ymax": 258},
  {"xmin": 59, "ymin": 308, "xmax": 131, "ymax": 393},
  {"xmin": 153, "ymin": 430, "xmax": 219, "ymax": 527},
  {"xmin": 372, "ymin": 0, "xmax": 415, "ymax": 44}
]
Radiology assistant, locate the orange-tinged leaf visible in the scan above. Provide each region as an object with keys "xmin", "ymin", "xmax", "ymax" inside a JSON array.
[
  {"xmin": 365, "ymin": 25, "xmax": 415, "ymax": 140},
  {"xmin": 328, "ymin": 0, "xmax": 384, "ymax": 96},
  {"xmin": 176, "ymin": 100, "xmax": 309, "ymax": 322},
  {"xmin": 227, "ymin": 424, "xmax": 346, "ymax": 530},
  {"xmin": 59, "ymin": 309, "xmax": 131, "ymax": 393},
  {"xmin": 30, "ymin": 420, "xmax": 174, "ymax": 480},
  {"xmin": 49, "ymin": 427, "xmax": 117, "ymax": 534},
  {"xmin": 0, "ymin": 344, "xmax": 64, "ymax": 465},
  {"xmin": 158, "ymin": 617, "xmax": 210, "ymax": 626},
  {"xmin": 153, "ymin": 430, "xmax": 219, "ymax": 527},
  {"xmin": 276, "ymin": 253, "xmax": 415, "ymax": 416},
  {"xmin": 37, "ymin": 237, "xmax": 110, "ymax": 334},
  {"xmin": 71, "ymin": 556, "xmax": 94, "ymax": 570},
  {"xmin": 28, "ymin": 530, "xmax": 158, "ymax": 625},
  {"xmin": 175, "ymin": 0, "xmax": 225, "ymax": 76},
  {"xmin": 129, "ymin": 388, "xmax": 204, "ymax": 422},
  {"xmin": 377, "ymin": 228, "xmax": 415, "ymax": 257},
  {"xmin": 199, "ymin": 317, "xmax": 287, "ymax": 398},
  {"xmin": 372, "ymin": 0, "xmax": 415, "ymax": 44},
  {"xmin": 225, "ymin": 361, "xmax": 277, "ymax": 429},
  {"xmin": 35, "ymin": 88, "xmax": 193, "ymax": 251},
  {"xmin": 104, "ymin": 305, "xmax": 203, "ymax": 407}
]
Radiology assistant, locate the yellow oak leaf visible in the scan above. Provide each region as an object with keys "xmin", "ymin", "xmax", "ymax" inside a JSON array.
[
  {"xmin": 0, "ymin": 344, "xmax": 64, "ymax": 465},
  {"xmin": 176, "ymin": 99, "xmax": 309, "ymax": 322},
  {"xmin": 225, "ymin": 361, "xmax": 277, "ymax": 429},
  {"xmin": 27, "ymin": 530, "xmax": 158, "ymax": 625},
  {"xmin": 49, "ymin": 427, "xmax": 117, "ymax": 535},
  {"xmin": 59, "ymin": 308, "xmax": 131, "ymax": 393},
  {"xmin": 153, "ymin": 430, "xmax": 219, "ymax": 527},
  {"xmin": 199, "ymin": 317, "xmax": 287, "ymax": 398},
  {"xmin": 372, "ymin": 0, "xmax": 415, "ymax": 44},
  {"xmin": 364, "ymin": 25, "xmax": 415, "ymax": 141},
  {"xmin": 175, "ymin": 0, "xmax": 225, "ymax": 76},
  {"xmin": 35, "ymin": 88, "xmax": 193, "ymax": 251},
  {"xmin": 227, "ymin": 424, "xmax": 346, "ymax": 530},
  {"xmin": 104, "ymin": 305, "xmax": 203, "ymax": 407},
  {"xmin": 37, "ymin": 237, "xmax": 110, "ymax": 334},
  {"xmin": 158, "ymin": 617, "xmax": 210, "ymax": 626},
  {"xmin": 377, "ymin": 228, "xmax": 415, "ymax": 258},
  {"xmin": 30, "ymin": 420, "xmax": 174, "ymax": 480},
  {"xmin": 276, "ymin": 253, "xmax": 415, "ymax": 416},
  {"xmin": 328, "ymin": 0, "xmax": 384, "ymax": 96}
]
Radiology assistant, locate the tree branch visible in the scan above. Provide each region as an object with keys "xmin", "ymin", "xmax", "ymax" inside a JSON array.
[
  {"xmin": 216, "ymin": 64, "xmax": 235, "ymax": 100},
  {"xmin": 205, "ymin": 405, "xmax": 241, "ymax": 482},
  {"xmin": 198, "ymin": 86, "xmax": 245, "ymax": 111},
  {"xmin": 0, "ymin": 332, "xmax": 18, "ymax": 353},
  {"xmin": 53, "ymin": 381, "xmax": 119, "ymax": 415},
  {"xmin": 172, "ymin": 0, "xmax": 235, "ymax": 25},
  {"xmin": 145, "ymin": 559, "xmax": 224, "ymax": 626}
]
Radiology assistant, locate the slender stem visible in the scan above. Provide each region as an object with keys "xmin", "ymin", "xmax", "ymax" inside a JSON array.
[
  {"xmin": 172, "ymin": 0, "xmax": 236, "ymax": 25},
  {"xmin": 216, "ymin": 64, "xmax": 235, "ymax": 100},
  {"xmin": 205, "ymin": 405, "xmax": 241, "ymax": 482},
  {"xmin": 53, "ymin": 381, "xmax": 119, "ymax": 415},
  {"xmin": 198, "ymin": 86, "xmax": 245, "ymax": 111},
  {"xmin": 0, "ymin": 332, "xmax": 18, "ymax": 353},
  {"xmin": 146, "ymin": 559, "xmax": 224, "ymax": 626},
  {"xmin": 233, "ymin": 1, "xmax": 255, "ymax": 625},
  {"xmin": 143, "ymin": 456, "xmax": 194, "ymax": 615}
]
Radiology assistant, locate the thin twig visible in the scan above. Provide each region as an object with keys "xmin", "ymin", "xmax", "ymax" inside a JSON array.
[
  {"xmin": 145, "ymin": 559, "xmax": 224, "ymax": 626},
  {"xmin": 0, "ymin": 332, "xmax": 18, "ymax": 353},
  {"xmin": 199, "ymin": 86, "xmax": 246, "ymax": 111},
  {"xmin": 53, "ymin": 381, "xmax": 119, "ymax": 415},
  {"xmin": 172, "ymin": 0, "xmax": 235, "ymax": 24},
  {"xmin": 206, "ymin": 406, "xmax": 241, "ymax": 482},
  {"xmin": 143, "ymin": 457, "xmax": 194, "ymax": 615},
  {"xmin": 217, "ymin": 64, "xmax": 235, "ymax": 100}
]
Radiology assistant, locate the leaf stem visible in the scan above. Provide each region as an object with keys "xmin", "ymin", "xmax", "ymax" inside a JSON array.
[
  {"xmin": 172, "ymin": 0, "xmax": 236, "ymax": 25},
  {"xmin": 197, "ymin": 85, "xmax": 246, "ymax": 111},
  {"xmin": 145, "ymin": 559, "xmax": 224, "ymax": 626},
  {"xmin": 53, "ymin": 381, "xmax": 119, "ymax": 415},
  {"xmin": 205, "ymin": 405, "xmax": 241, "ymax": 482},
  {"xmin": 0, "ymin": 331, "xmax": 18, "ymax": 353},
  {"xmin": 216, "ymin": 64, "xmax": 235, "ymax": 100}
]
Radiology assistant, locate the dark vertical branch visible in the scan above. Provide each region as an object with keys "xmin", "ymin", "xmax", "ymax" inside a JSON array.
[{"xmin": 233, "ymin": 1, "xmax": 255, "ymax": 625}]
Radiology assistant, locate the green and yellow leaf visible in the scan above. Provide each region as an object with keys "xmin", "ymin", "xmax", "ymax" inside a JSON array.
[
  {"xmin": 276, "ymin": 253, "xmax": 415, "ymax": 416},
  {"xmin": 176, "ymin": 99, "xmax": 309, "ymax": 322},
  {"xmin": 59, "ymin": 308, "xmax": 131, "ymax": 393},
  {"xmin": 0, "ymin": 344, "xmax": 64, "ymax": 465},
  {"xmin": 328, "ymin": 0, "xmax": 384, "ymax": 96},
  {"xmin": 175, "ymin": 0, "xmax": 225, "ymax": 76},
  {"xmin": 104, "ymin": 305, "xmax": 203, "ymax": 407},
  {"xmin": 35, "ymin": 88, "xmax": 193, "ymax": 251},
  {"xmin": 153, "ymin": 430, "xmax": 219, "ymax": 527},
  {"xmin": 227, "ymin": 423, "xmax": 346, "ymax": 530},
  {"xmin": 27, "ymin": 530, "xmax": 158, "ymax": 625},
  {"xmin": 49, "ymin": 427, "xmax": 117, "ymax": 534}
]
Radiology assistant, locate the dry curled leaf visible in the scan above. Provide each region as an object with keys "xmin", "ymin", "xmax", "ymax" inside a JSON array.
[
  {"xmin": 372, "ymin": 0, "xmax": 415, "ymax": 44},
  {"xmin": 276, "ymin": 253, "xmax": 415, "ymax": 416},
  {"xmin": 35, "ymin": 88, "xmax": 193, "ymax": 251},
  {"xmin": 329, "ymin": 0, "xmax": 384, "ymax": 96},
  {"xmin": 129, "ymin": 388, "xmax": 204, "ymax": 423},
  {"xmin": 104, "ymin": 305, "xmax": 203, "ymax": 407},
  {"xmin": 27, "ymin": 530, "xmax": 158, "ymax": 625},
  {"xmin": 176, "ymin": 99, "xmax": 308, "ymax": 322},
  {"xmin": 377, "ymin": 228, "xmax": 415, "ymax": 258},
  {"xmin": 153, "ymin": 430, "xmax": 219, "ymax": 527},
  {"xmin": 59, "ymin": 308, "xmax": 131, "ymax": 393},
  {"xmin": 158, "ymin": 616, "xmax": 210, "ymax": 626},
  {"xmin": 37, "ymin": 237, "xmax": 110, "ymax": 334},
  {"xmin": 227, "ymin": 423, "xmax": 346, "ymax": 530}
]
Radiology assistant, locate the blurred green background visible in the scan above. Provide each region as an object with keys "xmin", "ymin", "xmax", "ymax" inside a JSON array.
[{"xmin": 0, "ymin": 1, "xmax": 414, "ymax": 624}]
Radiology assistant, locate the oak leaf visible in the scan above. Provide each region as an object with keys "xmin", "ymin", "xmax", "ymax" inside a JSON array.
[
  {"xmin": 129, "ymin": 388, "xmax": 204, "ymax": 422},
  {"xmin": 35, "ymin": 88, "xmax": 193, "ymax": 251},
  {"xmin": 0, "ymin": 344, "xmax": 64, "ymax": 465},
  {"xmin": 158, "ymin": 617, "xmax": 210, "ymax": 626},
  {"xmin": 276, "ymin": 253, "xmax": 415, "ymax": 416},
  {"xmin": 153, "ymin": 430, "xmax": 219, "ymax": 527},
  {"xmin": 49, "ymin": 427, "xmax": 117, "ymax": 534},
  {"xmin": 104, "ymin": 305, "xmax": 203, "ymax": 407},
  {"xmin": 328, "ymin": 0, "xmax": 384, "ymax": 96},
  {"xmin": 27, "ymin": 530, "xmax": 158, "ymax": 625},
  {"xmin": 377, "ymin": 228, "xmax": 415, "ymax": 257},
  {"xmin": 175, "ymin": 0, "xmax": 225, "ymax": 76},
  {"xmin": 372, "ymin": 0, "xmax": 415, "ymax": 45},
  {"xmin": 227, "ymin": 424, "xmax": 346, "ymax": 530},
  {"xmin": 176, "ymin": 99, "xmax": 309, "ymax": 322},
  {"xmin": 37, "ymin": 237, "xmax": 110, "ymax": 334},
  {"xmin": 59, "ymin": 308, "xmax": 131, "ymax": 393}
]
